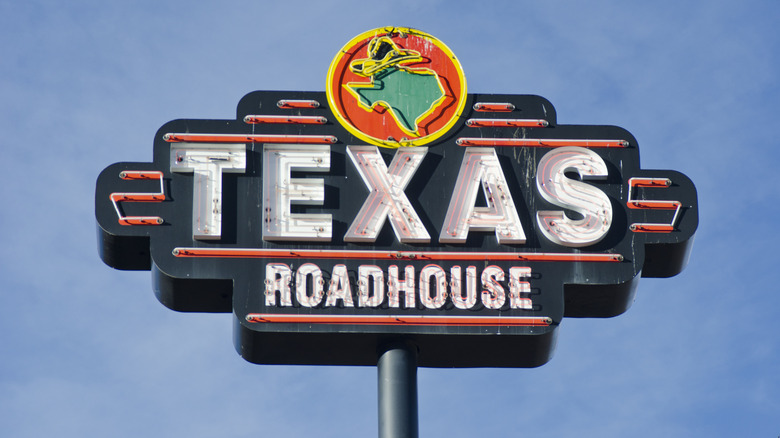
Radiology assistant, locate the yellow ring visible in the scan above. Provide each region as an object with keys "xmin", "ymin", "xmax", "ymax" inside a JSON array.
[{"xmin": 326, "ymin": 27, "xmax": 468, "ymax": 149}]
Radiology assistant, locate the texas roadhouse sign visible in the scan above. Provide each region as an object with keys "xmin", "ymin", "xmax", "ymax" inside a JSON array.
[{"xmin": 96, "ymin": 27, "xmax": 698, "ymax": 368}]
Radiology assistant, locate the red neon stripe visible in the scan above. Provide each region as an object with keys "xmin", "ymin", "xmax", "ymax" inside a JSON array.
[
  {"xmin": 163, "ymin": 133, "xmax": 337, "ymax": 144},
  {"xmin": 630, "ymin": 224, "xmax": 674, "ymax": 233},
  {"xmin": 119, "ymin": 171, "xmax": 163, "ymax": 180},
  {"xmin": 245, "ymin": 313, "xmax": 552, "ymax": 327},
  {"xmin": 277, "ymin": 99, "xmax": 320, "ymax": 109},
  {"xmin": 627, "ymin": 200, "xmax": 681, "ymax": 210},
  {"xmin": 244, "ymin": 115, "xmax": 328, "ymax": 125},
  {"xmin": 629, "ymin": 178, "xmax": 671, "ymax": 188},
  {"xmin": 473, "ymin": 103, "xmax": 515, "ymax": 112},
  {"xmin": 119, "ymin": 217, "xmax": 163, "ymax": 225},
  {"xmin": 110, "ymin": 193, "xmax": 165, "ymax": 202},
  {"xmin": 173, "ymin": 247, "xmax": 623, "ymax": 262},
  {"xmin": 456, "ymin": 138, "xmax": 628, "ymax": 148},
  {"xmin": 466, "ymin": 118, "xmax": 548, "ymax": 128}
]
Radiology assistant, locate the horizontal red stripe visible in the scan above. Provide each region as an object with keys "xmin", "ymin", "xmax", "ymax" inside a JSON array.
[
  {"xmin": 277, "ymin": 99, "xmax": 320, "ymax": 109},
  {"xmin": 628, "ymin": 177, "xmax": 671, "ymax": 188},
  {"xmin": 244, "ymin": 115, "xmax": 327, "ymax": 125},
  {"xmin": 119, "ymin": 171, "xmax": 163, "ymax": 180},
  {"xmin": 473, "ymin": 103, "xmax": 515, "ymax": 112},
  {"xmin": 627, "ymin": 200, "xmax": 681, "ymax": 210},
  {"xmin": 163, "ymin": 133, "xmax": 337, "ymax": 144},
  {"xmin": 110, "ymin": 193, "xmax": 165, "ymax": 202},
  {"xmin": 246, "ymin": 313, "xmax": 552, "ymax": 327},
  {"xmin": 630, "ymin": 224, "xmax": 674, "ymax": 233},
  {"xmin": 119, "ymin": 217, "xmax": 163, "ymax": 225},
  {"xmin": 466, "ymin": 118, "xmax": 548, "ymax": 128},
  {"xmin": 456, "ymin": 138, "xmax": 628, "ymax": 148},
  {"xmin": 173, "ymin": 247, "xmax": 623, "ymax": 262}
]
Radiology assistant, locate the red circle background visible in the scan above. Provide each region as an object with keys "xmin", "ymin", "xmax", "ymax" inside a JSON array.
[{"xmin": 328, "ymin": 33, "xmax": 465, "ymax": 144}]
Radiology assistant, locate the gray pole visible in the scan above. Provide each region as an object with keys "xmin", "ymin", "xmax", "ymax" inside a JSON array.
[{"xmin": 377, "ymin": 341, "xmax": 419, "ymax": 438}]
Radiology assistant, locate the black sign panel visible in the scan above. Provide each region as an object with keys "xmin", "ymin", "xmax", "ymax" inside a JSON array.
[{"xmin": 96, "ymin": 89, "xmax": 697, "ymax": 367}]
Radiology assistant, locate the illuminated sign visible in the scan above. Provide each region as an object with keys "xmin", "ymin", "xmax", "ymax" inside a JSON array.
[{"xmin": 96, "ymin": 27, "xmax": 698, "ymax": 368}]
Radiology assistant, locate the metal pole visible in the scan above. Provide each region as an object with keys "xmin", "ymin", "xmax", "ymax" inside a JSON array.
[{"xmin": 377, "ymin": 340, "xmax": 418, "ymax": 438}]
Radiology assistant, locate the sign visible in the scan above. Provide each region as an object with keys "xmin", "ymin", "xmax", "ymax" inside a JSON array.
[{"xmin": 96, "ymin": 27, "xmax": 698, "ymax": 368}]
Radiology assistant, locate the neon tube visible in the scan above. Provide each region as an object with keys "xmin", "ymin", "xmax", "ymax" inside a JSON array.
[
  {"xmin": 456, "ymin": 138, "xmax": 628, "ymax": 148},
  {"xmin": 172, "ymin": 247, "xmax": 623, "ymax": 263},
  {"xmin": 163, "ymin": 133, "xmax": 337, "ymax": 144},
  {"xmin": 245, "ymin": 313, "xmax": 552, "ymax": 327},
  {"xmin": 277, "ymin": 99, "xmax": 320, "ymax": 109},
  {"xmin": 473, "ymin": 102, "xmax": 515, "ymax": 112},
  {"xmin": 243, "ymin": 115, "xmax": 328, "ymax": 125},
  {"xmin": 465, "ymin": 118, "xmax": 548, "ymax": 128}
]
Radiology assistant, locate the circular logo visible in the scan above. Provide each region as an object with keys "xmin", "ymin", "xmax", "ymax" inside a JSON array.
[{"xmin": 326, "ymin": 27, "xmax": 468, "ymax": 148}]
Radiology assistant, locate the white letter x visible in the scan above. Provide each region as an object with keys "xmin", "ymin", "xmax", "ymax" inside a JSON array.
[{"xmin": 345, "ymin": 146, "xmax": 430, "ymax": 243}]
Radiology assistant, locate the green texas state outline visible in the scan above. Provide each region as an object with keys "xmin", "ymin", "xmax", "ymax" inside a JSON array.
[{"xmin": 348, "ymin": 68, "xmax": 444, "ymax": 135}]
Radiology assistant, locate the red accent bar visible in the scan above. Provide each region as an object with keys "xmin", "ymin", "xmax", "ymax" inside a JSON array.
[
  {"xmin": 456, "ymin": 138, "xmax": 629, "ymax": 148},
  {"xmin": 244, "ymin": 115, "xmax": 328, "ymax": 125},
  {"xmin": 173, "ymin": 247, "xmax": 623, "ymax": 263},
  {"xmin": 630, "ymin": 224, "xmax": 675, "ymax": 233},
  {"xmin": 119, "ymin": 170, "xmax": 163, "ymax": 180},
  {"xmin": 119, "ymin": 217, "xmax": 164, "ymax": 225},
  {"xmin": 473, "ymin": 102, "xmax": 515, "ymax": 112},
  {"xmin": 246, "ymin": 314, "xmax": 552, "ymax": 327},
  {"xmin": 277, "ymin": 99, "xmax": 320, "ymax": 109},
  {"xmin": 163, "ymin": 133, "xmax": 337, "ymax": 144},
  {"xmin": 629, "ymin": 177, "xmax": 671, "ymax": 188},
  {"xmin": 466, "ymin": 118, "xmax": 549, "ymax": 128},
  {"xmin": 627, "ymin": 200, "xmax": 681, "ymax": 210},
  {"xmin": 110, "ymin": 193, "xmax": 165, "ymax": 202}
]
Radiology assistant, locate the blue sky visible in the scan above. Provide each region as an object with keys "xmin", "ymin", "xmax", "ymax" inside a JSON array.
[{"xmin": 1, "ymin": 1, "xmax": 778, "ymax": 436}]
